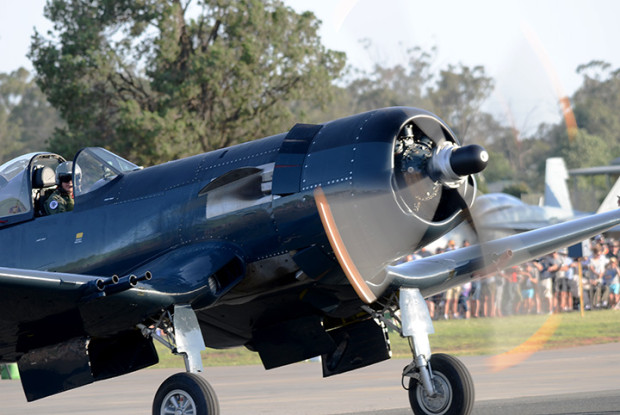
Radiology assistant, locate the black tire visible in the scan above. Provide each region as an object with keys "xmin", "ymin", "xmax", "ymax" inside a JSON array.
[
  {"xmin": 152, "ymin": 373, "xmax": 219, "ymax": 415},
  {"xmin": 408, "ymin": 353, "xmax": 475, "ymax": 415}
]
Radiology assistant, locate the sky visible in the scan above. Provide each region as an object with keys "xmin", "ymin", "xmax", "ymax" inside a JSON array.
[{"xmin": 2, "ymin": 0, "xmax": 620, "ymax": 134}]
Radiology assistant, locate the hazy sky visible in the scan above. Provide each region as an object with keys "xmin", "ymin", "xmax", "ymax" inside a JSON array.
[{"xmin": 2, "ymin": 0, "xmax": 620, "ymax": 133}]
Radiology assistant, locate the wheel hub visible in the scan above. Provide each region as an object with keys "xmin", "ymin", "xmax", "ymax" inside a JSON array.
[
  {"xmin": 161, "ymin": 389, "xmax": 197, "ymax": 415},
  {"xmin": 416, "ymin": 372, "xmax": 453, "ymax": 414}
]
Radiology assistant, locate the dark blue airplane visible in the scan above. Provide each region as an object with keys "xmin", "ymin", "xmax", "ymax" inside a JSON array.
[{"xmin": 1, "ymin": 107, "xmax": 619, "ymax": 415}]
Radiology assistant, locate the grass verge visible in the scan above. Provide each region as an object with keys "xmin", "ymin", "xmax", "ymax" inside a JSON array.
[{"xmin": 152, "ymin": 309, "xmax": 620, "ymax": 369}]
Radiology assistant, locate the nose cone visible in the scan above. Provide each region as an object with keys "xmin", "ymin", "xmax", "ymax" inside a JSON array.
[{"xmin": 449, "ymin": 144, "xmax": 488, "ymax": 176}]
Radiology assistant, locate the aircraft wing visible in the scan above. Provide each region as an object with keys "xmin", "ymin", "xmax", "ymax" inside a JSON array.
[
  {"xmin": 0, "ymin": 267, "xmax": 117, "ymax": 335},
  {"xmin": 479, "ymin": 220, "xmax": 558, "ymax": 233},
  {"xmin": 0, "ymin": 240, "xmax": 247, "ymax": 401},
  {"xmin": 0, "ymin": 266, "xmax": 121, "ymax": 303},
  {"xmin": 383, "ymin": 208, "xmax": 620, "ymax": 297},
  {"xmin": 0, "ymin": 267, "xmax": 165, "ymax": 353},
  {"xmin": 0, "ymin": 267, "xmax": 172, "ymax": 400}
]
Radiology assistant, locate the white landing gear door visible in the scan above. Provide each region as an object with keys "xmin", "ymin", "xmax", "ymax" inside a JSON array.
[
  {"xmin": 174, "ymin": 304, "xmax": 207, "ymax": 373},
  {"xmin": 399, "ymin": 288, "xmax": 434, "ymax": 360}
]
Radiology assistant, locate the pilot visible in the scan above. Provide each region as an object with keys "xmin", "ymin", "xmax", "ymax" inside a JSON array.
[{"xmin": 44, "ymin": 162, "xmax": 75, "ymax": 215}]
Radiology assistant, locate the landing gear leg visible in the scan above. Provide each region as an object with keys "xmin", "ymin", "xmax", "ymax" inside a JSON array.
[
  {"xmin": 399, "ymin": 288, "xmax": 474, "ymax": 415},
  {"xmin": 140, "ymin": 304, "xmax": 220, "ymax": 415}
]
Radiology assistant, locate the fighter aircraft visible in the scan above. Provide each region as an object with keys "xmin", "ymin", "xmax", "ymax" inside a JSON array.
[{"xmin": 1, "ymin": 106, "xmax": 618, "ymax": 415}]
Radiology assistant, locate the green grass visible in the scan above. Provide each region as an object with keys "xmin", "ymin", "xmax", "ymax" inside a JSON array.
[
  {"xmin": 390, "ymin": 309, "xmax": 620, "ymax": 358},
  {"xmin": 152, "ymin": 310, "xmax": 620, "ymax": 369},
  {"xmin": 153, "ymin": 343, "xmax": 262, "ymax": 369}
]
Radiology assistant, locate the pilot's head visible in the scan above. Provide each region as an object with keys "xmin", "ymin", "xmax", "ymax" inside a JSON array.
[
  {"xmin": 56, "ymin": 162, "xmax": 74, "ymax": 196},
  {"xmin": 56, "ymin": 162, "xmax": 72, "ymax": 183}
]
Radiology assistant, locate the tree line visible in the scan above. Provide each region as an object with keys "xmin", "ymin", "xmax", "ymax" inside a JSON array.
[{"xmin": 1, "ymin": 0, "xmax": 619, "ymax": 211}]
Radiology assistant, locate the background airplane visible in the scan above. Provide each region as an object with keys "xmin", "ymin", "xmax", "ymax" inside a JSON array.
[
  {"xmin": 428, "ymin": 157, "xmax": 620, "ymax": 248},
  {"xmin": 0, "ymin": 107, "xmax": 618, "ymax": 415}
]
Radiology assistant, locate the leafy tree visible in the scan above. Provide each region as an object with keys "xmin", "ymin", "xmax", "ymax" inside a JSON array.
[
  {"xmin": 29, "ymin": 0, "xmax": 345, "ymax": 165},
  {"xmin": 0, "ymin": 91, "xmax": 22, "ymax": 162},
  {"xmin": 0, "ymin": 68, "xmax": 62, "ymax": 163},
  {"xmin": 558, "ymin": 129, "xmax": 610, "ymax": 170},
  {"xmin": 427, "ymin": 64, "xmax": 494, "ymax": 144},
  {"xmin": 530, "ymin": 118, "xmax": 612, "ymax": 211},
  {"xmin": 482, "ymin": 150, "xmax": 514, "ymax": 183},
  {"xmin": 344, "ymin": 45, "xmax": 435, "ymax": 114},
  {"xmin": 339, "ymin": 46, "xmax": 495, "ymax": 148},
  {"xmin": 572, "ymin": 60, "xmax": 620, "ymax": 158}
]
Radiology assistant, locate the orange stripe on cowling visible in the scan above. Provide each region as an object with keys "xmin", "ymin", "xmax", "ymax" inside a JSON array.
[{"xmin": 314, "ymin": 187, "xmax": 376, "ymax": 304}]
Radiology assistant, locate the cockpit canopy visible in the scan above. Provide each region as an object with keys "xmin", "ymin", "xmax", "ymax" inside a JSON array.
[
  {"xmin": 73, "ymin": 147, "xmax": 140, "ymax": 197},
  {"xmin": 0, "ymin": 147, "xmax": 140, "ymax": 227},
  {"xmin": 0, "ymin": 153, "xmax": 65, "ymax": 225}
]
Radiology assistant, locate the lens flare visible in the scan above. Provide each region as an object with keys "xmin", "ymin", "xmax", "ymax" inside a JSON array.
[{"xmin": 486, "ymin": 313, "xmax": 562, "ymax": 372}]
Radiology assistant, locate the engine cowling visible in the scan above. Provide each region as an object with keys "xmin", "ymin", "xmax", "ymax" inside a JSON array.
[{"xmin": 303, "ymin": 107, "xmax": 486, "ymax": 302}]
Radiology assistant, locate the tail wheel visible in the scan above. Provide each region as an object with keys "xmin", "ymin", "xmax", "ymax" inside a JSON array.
[
  {"xmin": 408, "ymin": 353, "xmax": 474, "ymax": 415},
  {"xmin": 153, "ymin": 373, "xmax": 219, "ymax": 415}
]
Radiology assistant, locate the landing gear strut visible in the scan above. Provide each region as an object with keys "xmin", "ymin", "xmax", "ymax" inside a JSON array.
[
  {"xmin": 366, "ymin": 289, "xmax": 475, "ymax": 415},
  {"xmin": 140, "ymin": 304, "xmax": 220, "ymax": 415}
]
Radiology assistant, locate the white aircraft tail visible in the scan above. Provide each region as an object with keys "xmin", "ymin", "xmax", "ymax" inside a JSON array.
[
  {"xmin": 597, "ymin": 176, "xmax": 620, "ymax": 213},
  {"xmin": 544, "ymin": 158, "xmax": 573, "ymax": 211}
]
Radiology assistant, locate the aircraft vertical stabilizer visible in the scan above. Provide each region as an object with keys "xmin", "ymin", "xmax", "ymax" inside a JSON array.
[
  {"xmin": 597, "ymin": 176, "xmax": 620, "ymax": 213},
  {"xmin": 544, "ymin": 157, "xmax": 573, "ymax": 211}
]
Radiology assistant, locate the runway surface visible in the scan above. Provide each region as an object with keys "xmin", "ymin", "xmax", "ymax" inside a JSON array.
[{"xmin": 2, "ymin": 342, "xmax": 620, "ymax": 414}]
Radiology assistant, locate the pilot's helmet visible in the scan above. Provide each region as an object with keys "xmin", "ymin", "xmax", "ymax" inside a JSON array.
[{"xmin": 56, "ymin": 162, "xmax": 73, "ymax": 185}]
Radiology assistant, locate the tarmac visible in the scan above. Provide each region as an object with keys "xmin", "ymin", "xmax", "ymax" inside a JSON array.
[{"xmin": 1, "ymin": 342, "xmax": 619, "ymax": 414}]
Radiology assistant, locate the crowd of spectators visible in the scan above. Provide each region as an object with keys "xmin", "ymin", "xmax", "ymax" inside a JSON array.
[{"xmin": 413, "ymin": 236, "xmax": 620, "ymax": 320}]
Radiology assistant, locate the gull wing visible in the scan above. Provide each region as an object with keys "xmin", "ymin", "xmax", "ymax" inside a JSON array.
[{"xmin": 384, "ymin": 208, "xmax": 620, "ymax": 297}]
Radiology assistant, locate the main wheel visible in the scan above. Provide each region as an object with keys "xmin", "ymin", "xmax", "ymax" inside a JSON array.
[
  {"xmin": 153, "ymin": 373, "xmax": 219, "ymax": 415},
  {"xmin": 408, "ymin": 353, "xmax": 474, "ymax": 415}
]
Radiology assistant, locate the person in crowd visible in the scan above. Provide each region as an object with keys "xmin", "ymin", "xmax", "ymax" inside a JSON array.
[
  {"xmin": 577, "ymin": 256, "xmax": 594, "ymax": 310},
  {"xmin": 555, "ymin": 249, "xmax": 574, "ymax": 312},
  {"xmin": 446, "ymin": 239, "xmax": 457, "ymax": 251},
  {"xmin": 459, "ymin": 281, "xmax": 472, "ymax": 319},
  {"xmin": 607, "ymin": 240, "xmax": 619, "ymax": 261},
  {"xmin": 594, "ymin": 235, "xmax": 609, "ymax": 256},
  {"xmin": 481, "ymin": 274, "xmax": 497, "ymax": 318},
  {"xmin": 416, "ymin": 247, "xmax": 432, "ymax": 258},
  {"xmin": 565, "ymin": 258, "xmax": 581, "ymax": 311},
  {"xmin": 444, "ymin": 285, "xmax": 461, "ymax": 319},
  {"xmin": 519, "ymin": 263, "xmax": 539, "ymax": 314},
  {"xmin": 538, "ymin": 253, "xmax": 556, "ymax": 313},
  {"xmin": 469, "ymin": 278, "xmax": 482, "ymax": 318},
  {"xmin": 543, "ymin": 251, "xmax": 567, "ymax": 313},
  {"xmin": 504, "ymin": 266, "xmax": 522, "ymax": 315},
  {"xmin": 602, "ymin": 257, "xmax": 619, "ymax": 308},
  {"xmin": 529, "ymin": 259, "xmax": 544, "ymax": 314},
  {"xmin": 588, "ymin": 245, "xmax": 610, "ymax": 309}
]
